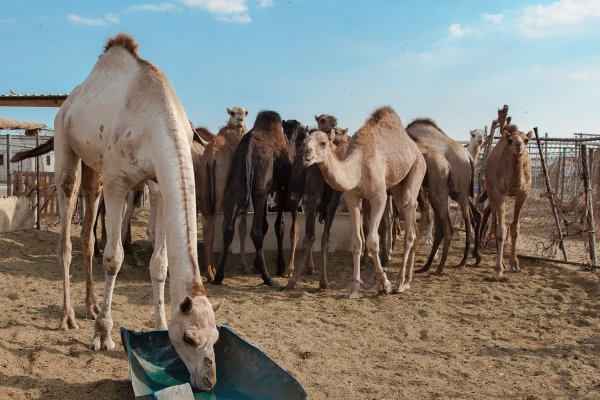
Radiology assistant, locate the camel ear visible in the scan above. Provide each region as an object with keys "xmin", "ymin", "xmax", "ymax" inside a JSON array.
[
  {"xmin": 327, "ymin": 129, "xmax": 335, "ymax": 141},
  {"xmin": 339, "ymin": 128, "xmax": 348, "ymax": 135},
  {"xmin": 180, "ymin": 296, "xmax": 193, "ymax": 314},
  {"xmin": 314, "ymin": 115, "xmax": 319, "ymax": 122},
  {"xmin": 244, "ymin": 109, "xmax": 248, "ymax": 116},
  {"xmin": 526, "ymin": 130, "xmax": 533, "ymax": 139},
  {"xmin": 211, "ymin": 299, "xmax": 223, "ymax": 313},
  {"xmin": 227, "ymin": 107, "xmax": 233, "ymax": 116},
  {"xmin": 502, "ymin": 129, "xmax": 511, "ymax": 139}
]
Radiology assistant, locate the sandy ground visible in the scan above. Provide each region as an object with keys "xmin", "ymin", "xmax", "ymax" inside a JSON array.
[{"xmin": 1, "ymin": 205, "xmax": 600, "ymax": 400}]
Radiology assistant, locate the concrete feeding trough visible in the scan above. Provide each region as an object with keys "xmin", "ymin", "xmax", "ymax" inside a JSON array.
[{"xmin": 212, "ymin": 211, "xmax": 353, "ymax": 254}]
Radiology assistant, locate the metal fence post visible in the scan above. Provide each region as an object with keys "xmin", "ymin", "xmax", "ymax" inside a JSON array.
[
  {"xmin": 580, "ymin": 144, "xmax": 597, "ymax": 268},
  {"xmin": 36, "ymin": 132, "xmax": 41, "ymax": 229}
]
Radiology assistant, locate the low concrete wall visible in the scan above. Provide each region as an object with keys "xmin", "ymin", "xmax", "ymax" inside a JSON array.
[
  {"xmin": 0, "ymin": 196, "xmax": 35, "ymax": 233},
  {"xmin": 212, "ymin": 212, "xmax": 353, "ymax": 254}
]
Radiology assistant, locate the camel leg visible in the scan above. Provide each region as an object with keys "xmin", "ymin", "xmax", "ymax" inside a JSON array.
[
  {"xmin": 121, "ymin": 191, "xmax": 142, "ymax": 267},
  {"xmin": 146, "ymin": 181, "xmax": 159, "ymax": 244},
  {"xmin": 283, "ymin": 208, "xmax": 299, "ymax": 278},
  {"xmin": 149, "ymin": 190, "xmax": 168, "ymax": 329},
  {"xmin": 492, "ymin": 198, "xmax": 507, "ymax": 278},
  {"xmin": 80, "ymin": 164, "xmax": 102, "ymax": 320},
  {"xmin": 424, "ymin": 203, "xmax": 434, "ymax": 245},
  {"xmin": 251, "ymin": 196, "xmax": 277, "ymax": 286},
  {"xmin": 391, "ymin": 157, "xmax": 425, "ymax": 293},
  {"xmin": 433, "ymin": 208, "xmax": 454, "ymax": 276},
  {"xmin": 360, "ymin": 200, "xmax": 370, "ymax": 265},
  {"xmin": 379, "ymin": 196, "xmax": 393, "ymax": 267},
  {"xmin": 55, "ymin": 140, "xmax": 81, "ymax": 330},
  {"xmin": 455, "ymin": 195, "xmax": 472, "ymax": 268},
  {"xmin": 470, "ymin": 201, "xmax": 482, "ymax": 265},
  {"xmin": 93, "ymin": 193, "xmax": 104, "ymax": 257},
  {"xmin": 346, "ymin": 194, "xmax": 364, "ymax": 298},
  {"xmin": 213, "ymin": 203, "xmax": 239, "ymax": 285},
  {"xmin": 90, "ymin": 183, "xmax": 127, "ymax": 351},
  {"xmin": 274, "ymin": 203, "xmax": 286, "ymax": 276},
  {"xmin": 306, "ymin": 242, "xmax": 316, "ymax": 275},
  {"xmin": 283, "ymin": 199, "xmax": 319, "ymax": 290},
  {"xmin": 320, "ymin": 191, "xmax": 341, "ymax": 289},
  {"xmin": 238, "ymin": 213, "xmax": 251, "ymax": 273},
  {"xmin": 203, "ymin": 214, "xmax": 217, "ymax": 282},
  {"xmin": 365, "ymin": 194, "xmax": 392, "ymax": 294},
  {"xmin": 509, "ymin": 192, "xmax": 528, "ymax": 272}
]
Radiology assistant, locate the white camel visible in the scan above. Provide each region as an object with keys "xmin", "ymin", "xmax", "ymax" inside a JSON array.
[{"xmin": 54, "ymin": 33, "xmax": 221, "ymax": 390}]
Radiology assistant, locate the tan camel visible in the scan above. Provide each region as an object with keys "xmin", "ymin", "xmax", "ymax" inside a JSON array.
[
  {"xmin": 481, "ymin": 124, "xmax": 532, "ymax": 277},
  {"xmin": 54, "ymin": 33, "xmax": 221, "ymax": 390},
  {"xmin": 304, "ymin": 106, "xmax": 426, "ymax": 297},
  {"xmin": 406, "ymin": 119, "xmax": 481, "ymax": 267},
  {"xmin": 197, "ymin": 107, "xmax": 249, "ymax": 281}
]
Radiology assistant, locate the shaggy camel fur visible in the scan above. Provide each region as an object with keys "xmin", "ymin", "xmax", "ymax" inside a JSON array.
[
  {"xmin": 479, "ymin": 125, "xmax": 532, "ymax": 277},
  {"xmin": 195, "ymin": 126, "xmax": 216, "ymax": 143},
  {"xmin": 197, "ymin": 107, "xmax": 249, "ymax": 282},
  {"xmin": 406, "ymin": 119, "xmax": 482, "ymax": 267},
  {"xmin": 283, "ymin": 116, "xmax": 350, "ymax": 290},
  {"xmin": 215, "ymin": 111, "xmax": 291, "ymax": 286},
  {"xmin": 304, "ymin": 106, "xmax": 426, "ymax": 297},
  {"xmin": 52, "ymin": 34, "xmax": 220, "ymax": 390}
]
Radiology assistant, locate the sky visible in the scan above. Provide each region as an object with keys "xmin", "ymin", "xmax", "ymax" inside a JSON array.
[{"xmin": 1, "ymin": 0, "xmax": 600, "ymax": 140}]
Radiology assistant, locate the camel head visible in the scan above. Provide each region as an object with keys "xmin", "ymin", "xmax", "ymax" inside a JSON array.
[
  {"xmin": 503, "ymin": 127, "xmax": 533, "ymax": 156},
  {"xmin": 332, "ymin": 127, "xmax": 349, "ymax": 145},
  {"xmin": 168, "ymin": 296, "xmax": 223, "ymax": 391},
  {"xmin": 303, "ymin": 130, "xmax": 331, "ymax": 166},
  {"xmin": 283, "ymin": 119, "xmax": 310, "ymax": 160},
  {"xmin": 470, "ymin": 129, "xmax": 486, "ymax": 146},
  {"xmin": 227, "ymin": 107, "xmax": 249, "ymax": 128},
  {"xmin": 315, "ymin": 114, "xmax": 338, "ymax": 134}
]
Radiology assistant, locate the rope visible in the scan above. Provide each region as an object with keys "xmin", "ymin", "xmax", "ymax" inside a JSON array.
[{"xmin": 352, "ymin": 269, "xmax": 388, "ymax": 291}]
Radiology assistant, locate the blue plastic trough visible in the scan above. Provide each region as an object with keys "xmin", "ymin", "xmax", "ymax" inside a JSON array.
[{"xmin": 120, "ymin": 326, "xmax": 308, "ymax": 400}]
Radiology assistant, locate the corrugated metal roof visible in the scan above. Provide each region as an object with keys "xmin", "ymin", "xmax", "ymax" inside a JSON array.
[
  {"xmin": 0, "ymin": 93, "xmax": 68, "ymax": 107},
  {"xmin": 0, "ymin": 117, "xmax": 46, "ymax": 130}
]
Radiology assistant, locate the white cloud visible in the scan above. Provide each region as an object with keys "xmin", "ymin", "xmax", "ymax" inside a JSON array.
[
  {"xmin": 67, "ymin": 13, "xmax": 120, "ymax": 26},
  {"xmin": 181, "ymin": 0, "xmax": 252, "ymax": 23},
  {"xmin": 482, "ymin": 13, "xmax": 504, "ymax": 23},
  {"xmin": 127, "ymin": 3, "xmax": 176, "ymax": 12},
  {"xmin": 520, "ymin": 0, "xmax": 600, "ymax": 37},
  {"xmin": 448, "ymin": 23, "xmax": 467, "ymax": 38},
  {"xmin": 258, "ymin": 0, "xmax": 273, "ymax": 7},
  {"xmin": 569, "ymin": 70, "xmax": 599, "ymax": 81}
]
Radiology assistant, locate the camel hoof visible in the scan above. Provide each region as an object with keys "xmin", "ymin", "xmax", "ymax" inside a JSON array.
[
  {"xmin": 348, "ymin": 291, "xmax": 361, "ymax": 299},
  {"xmin": 379, "ymin": 278, "xmax": 392, "ymax": 294},
  {"xmin": 305, "ymin": 267, "xmax": 315, "ymax": 275},
  {"xmin": 240, "ymin": 265, "xmax": 253, "ymax": 275},
  {"xmin": 281, "ymin": 280, "xmax": 297, "ymax": 291},
  {"xmin": 59, "ymin": 314, "xmax": 79, "ymax": 330},
  {"xmin": 265, "ymin": 279, "xmax": 280, "ymax": 289},
  {"xmin": 90, "ymin": 334, "xmax": 115, "ymax": 351},
  {"xmin": 319, "ymin": 281, "xmax": 329, "ymax": 290},
  {"xmin": 432, "ymin": 270, "xmax": 444, "ymax": 277},
  {"xmin": 394, "ymin": 283, "xmax": 408, "ymax": 293},
  {"xmin": 414, "ymin": 266, "xmax": 430, "ymax": 274},
  {"xmin": 281, "ymin": 268, "xmax": 293, "ymax": 279},
  {"xmin": 212, "ymin": 276, "xmax": 224, "ymax": 285}
]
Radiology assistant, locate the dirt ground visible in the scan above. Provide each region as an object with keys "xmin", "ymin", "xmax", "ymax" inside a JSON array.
[{"xmin": 1, "ymin": 205, "xmax": 600, "ymax": 400}]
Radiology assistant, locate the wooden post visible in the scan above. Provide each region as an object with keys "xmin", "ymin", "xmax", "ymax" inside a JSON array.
[
  {"xmin": 560, "ymin": 147, "xmax": 566, "ymax": 205},
  {"xmin": 36, "ymin": 132, "xmax": 41, "ymax": 229},
  {"xmin": 534, "ymin": 127, "xmax": 568, "ymax": 261},
  {"xmin": 6, "ymin": 134, "xmax": 11, "ymax": 196},
  {"xmin": 581, "ymin": 144, "xmax": 597, "ymax": 268}
]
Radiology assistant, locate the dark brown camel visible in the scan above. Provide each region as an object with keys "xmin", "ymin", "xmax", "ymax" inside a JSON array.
[
  {"xmin": 282, "ymin": 125, "xmax": 350, "ymax": 290},
  {"xmin": 214, "ymin": 111, "xmax": 291, "ymax": 286}
]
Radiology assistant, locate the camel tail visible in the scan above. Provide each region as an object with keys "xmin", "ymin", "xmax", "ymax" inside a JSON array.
[
  {"xmin": 208, "ymin": 159, "xmax": 216, "ymax": 215},
  {"xmin": 469, "ymin": 157, "xmax": 475, "ymax": 198},
  {"xmin": 10, "ymin": 137, "xmax": 54, "ymax": 163},
  {"xmin": 241, "ymin": 138, "xmax": 254, "ymax": 213}
]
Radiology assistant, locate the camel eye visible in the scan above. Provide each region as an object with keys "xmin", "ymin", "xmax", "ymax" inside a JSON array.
[
  {"xmin": 320, "ymin": 119, "xmax": 326, "ymax": 124},
  {"xmin": 183, "ymin": 333, "xmax": 197, "ymax": 346},
  {"xmin": 524, "ymin": 138, "xmax": 529, "ymax": 144},
  {"xmin": 320, "ymin": 141, "xmax": 326, "ymax": 147}
]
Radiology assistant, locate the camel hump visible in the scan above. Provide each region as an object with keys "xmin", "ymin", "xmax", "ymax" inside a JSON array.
[
  {"xmin": 367, "ymin": 106, "xmax": 397, "ymax": 124},
  {"xmin": 104, "ymin": 33, "xmax": 139, "ymax": 58}
]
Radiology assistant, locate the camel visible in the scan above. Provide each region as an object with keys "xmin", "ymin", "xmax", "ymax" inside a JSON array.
[
  {"xmin": 304, "ymin": 106, "xmax": 426, "ymax": 297},
  {"xmin": 413, "ymin": 143, "xmax": 454, "ymax": 275},
  {"xmin": 467, "ymin": 128, "xmax": 486, "ymax": 161},
  {"xmin": 478, "ymin": 125, "xmax": 532, "ymax": 277},
  {"xmin": 195, "ymin": 126, "xmax": 216, "ymax": 143},
  {"xmin": 197, "ymin": 107, "xmax": 249, "ymax": 282},
  {"xmin": 51, "ymin": 33, "xmax": 221, "ymax": 390},
  {"xmin": 406, "ymin": 118, "xmax": 482, "ymax": 267},
  {"xmin": 215, "ymin": 110, "xmax": 291, "ymax": 286},
  {"xmin": 283, "ymin": 115, "xmax": 350, "ymax": 290}
]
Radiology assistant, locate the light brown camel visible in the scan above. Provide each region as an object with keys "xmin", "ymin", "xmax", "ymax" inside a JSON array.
[
  {"xmin": 406, "ymin": 119, "xmax": 482, "ymax": 267},
  {"xmin": 467, "ymin": 128, "xmax": 486, "ymax": 161},
  {"xmin": 480, "ymin": 125, "xmax": 532, "ymax": 277},
  {"xmin": 53, "ymin": 33, "xmax": 221, "ymax": 390},
  {"xmin": 197, "ymin": 107, "xmax": 249, "ymax": 282},
  {"xmin": 304, "ymin": 106, "xmax": 426, "ymax": 297}
]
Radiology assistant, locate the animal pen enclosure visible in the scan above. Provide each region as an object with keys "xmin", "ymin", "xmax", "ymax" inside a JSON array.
[{"xmin": 471, "ymin": 130, "xmax": 600, "ymax": 270}]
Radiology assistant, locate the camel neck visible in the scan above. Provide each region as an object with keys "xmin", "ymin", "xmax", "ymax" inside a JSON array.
[
  {"xmin": 318, "ymin": 145, "xmax": 361, "ymax": 192},
  {"xmin": 469, "ymin": 143, "xmax": 481, "ymax": 160},
  {"xmin": 153, "ymin": 132, "xmax": 207, "ymax": 308}
]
